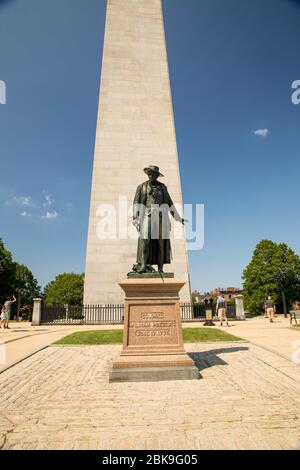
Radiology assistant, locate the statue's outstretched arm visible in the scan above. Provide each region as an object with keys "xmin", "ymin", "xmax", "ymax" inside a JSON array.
[{"xmin": 165, "ymin": 188, "xmax": 185, "ymax": 224}]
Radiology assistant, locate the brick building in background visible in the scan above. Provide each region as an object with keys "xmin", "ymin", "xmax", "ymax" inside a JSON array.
[{"xmin": 192, "ymin": 287, "xmax": 243, "ymax": 303}]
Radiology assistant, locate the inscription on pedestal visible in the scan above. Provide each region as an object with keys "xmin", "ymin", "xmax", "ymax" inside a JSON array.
[
  {"xmin": 130, "ymin": 313, "xmax": 176, "ymax": 338},
  {"xmin": 127, "ymin": 307, "xmax": 179, "ymax": 347}
]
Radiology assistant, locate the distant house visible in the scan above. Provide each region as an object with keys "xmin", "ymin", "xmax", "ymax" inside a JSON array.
[
  {"xmin": 192, "ymin": 291, "xmax": 213, "ymax": 303},
  {"xmin": 192, "ymin": 287, "xmax": 243, "ymax": 303},
  {"xmin": 213, "ymin": 287, "xmax": 243, "ymax": 301}
]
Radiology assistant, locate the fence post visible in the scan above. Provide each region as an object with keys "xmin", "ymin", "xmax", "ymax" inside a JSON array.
[
  {"xmin": 64, "ymin": 304, "xmax": 69, "ymax": 321},
  {"xmin": 31, "ymin": 298, "xmax": 43, "ymax": 326},
  {"xmin": 235, "ymin": 295, "xmax": 246, "ymax": 320}
]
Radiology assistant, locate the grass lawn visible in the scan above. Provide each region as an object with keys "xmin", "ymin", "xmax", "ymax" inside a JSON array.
[
  {"xmin": 54, "ymin": 327, "xmax": 242, "ymax": 345},
  {"xmin": 55, "ymin": 329, "xmax": 123, "ymax": 345},
  {"xmin": 183, "ymin": 328, "xmax": 241, "ymax": 343}
]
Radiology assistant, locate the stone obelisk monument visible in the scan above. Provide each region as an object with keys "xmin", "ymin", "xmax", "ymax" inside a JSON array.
[{"xmin": 84, "ymin": 0, "xmax": 190, "ymax": 304}]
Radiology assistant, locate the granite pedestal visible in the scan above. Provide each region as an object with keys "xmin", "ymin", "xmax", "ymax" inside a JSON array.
[{"xmin": 109, "ymin": 278, "xmax": 200, "ymax": 382}]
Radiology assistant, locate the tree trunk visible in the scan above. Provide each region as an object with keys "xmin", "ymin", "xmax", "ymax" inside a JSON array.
[
  {"xmin": 281, "ymin": 289, "xmax": 287, "ymax": 318},
  {"xmin": 17, "ymin": 294, "xmax": 21, "ymax": 322}
]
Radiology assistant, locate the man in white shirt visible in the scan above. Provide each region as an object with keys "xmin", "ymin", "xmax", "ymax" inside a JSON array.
[
  {"xmin": 1, "ymin": 295, "xmax": 16, "ymax": 329},
  {"xmin": 265, "ymin": 296, "xmax": 276, "ymax": 323},
  {"xmin": 216, "ymin": 294, "xmax": 229, "ymax": 327}
]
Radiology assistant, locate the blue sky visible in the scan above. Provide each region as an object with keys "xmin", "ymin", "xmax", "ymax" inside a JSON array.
[{"xmin": 0, "ymin": 0, "xmax": 300, "ymax": 292}]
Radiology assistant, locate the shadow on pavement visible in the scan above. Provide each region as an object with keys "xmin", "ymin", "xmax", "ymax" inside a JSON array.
[{"xmin": 188, "ymin": 346, "xmax": 249, "ymax": 372}]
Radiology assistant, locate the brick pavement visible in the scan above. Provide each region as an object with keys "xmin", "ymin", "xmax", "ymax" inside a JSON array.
[{"xmin": 0, "ymin": 341, "xmax": 299, "ymax": 450}]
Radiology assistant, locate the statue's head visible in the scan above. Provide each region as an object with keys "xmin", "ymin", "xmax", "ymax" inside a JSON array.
[{"xmin": 143, "ymin": 165, "xmax": 164, "ymax": 182}]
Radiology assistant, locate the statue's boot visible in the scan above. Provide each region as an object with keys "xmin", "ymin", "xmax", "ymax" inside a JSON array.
[{"xmin": 137, "ymin": 265, "xmax": 147, "ymax": 274}]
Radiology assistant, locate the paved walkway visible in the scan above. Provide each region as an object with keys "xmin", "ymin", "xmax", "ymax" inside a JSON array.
[
  {"xmin": 0, "ymin": 323, "xmax": 122, "ymax": 373},
  {"xmin": 0, "ymin": 317, "xmax": 299, "ymax": 372},
  {"xmin": 0, "ymin": 341, "xmax": 299, "ymax": 450},
  {"xmin": 219, "ymin": 316, "xmax": 300, "ymax": 361}
]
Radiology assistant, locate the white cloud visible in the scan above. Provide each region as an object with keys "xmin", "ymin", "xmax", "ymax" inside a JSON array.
[
  {"xmin": 20, "ymin": 211, "xmax": 31, "ymax": 218},
  {"xmin": 43, "ymin": 193, "xmax": 55, "ymax": 207},
  {"xmin": 12, "ymin": 196, "xmax": 34, "ymax": 207},
  {"xmin": 41, "ymin": 211, "xmax": 58, "ymax": 220},
  {"xmin": 253, "ymin": 128, "xmax": 270, "ymax": 138}
]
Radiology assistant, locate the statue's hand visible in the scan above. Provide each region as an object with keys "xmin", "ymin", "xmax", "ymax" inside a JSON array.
[{"xmin": 132, "ymin": 219, "xmax": 140, "ymax": 232}]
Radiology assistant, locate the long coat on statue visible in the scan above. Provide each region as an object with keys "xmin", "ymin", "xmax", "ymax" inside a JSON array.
[{"xmin": 133, "ymin": 181, "xmax": 182, "ymax": 267}]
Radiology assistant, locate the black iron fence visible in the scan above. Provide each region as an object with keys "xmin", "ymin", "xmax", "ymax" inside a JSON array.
[
  {"xmin": 180, "ymin": 302, "xmax": 206, "ymax": 320},
  {"xmin": 181, "ymin": 302, "xmax": 236, "ymax": 321},
  {"xmin": 41, "ymin": 304, "xmax": 124, "ymax": 325},
  {"xmin": 41, "ymin": 302, "xmax": 237, "ymax": 325}
]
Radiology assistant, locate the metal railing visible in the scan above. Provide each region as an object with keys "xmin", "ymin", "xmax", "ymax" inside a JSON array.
[
  {"xmin": 41, "ymin": 302, "xmax": 236, "ymax": 325},
  {"xmin": 41, "ymin": 304, "xmax": 124, "ymax": 325},
  {"xmin": 181, "ymin": 303, "xmax": 237, "ymax": 321},
  {"xmin": 180, "ymin": 302, "xmax": 206, "ymax": 321}
]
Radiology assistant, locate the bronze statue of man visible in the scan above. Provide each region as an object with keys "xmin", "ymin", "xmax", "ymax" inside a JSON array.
[{"xmin": 132, "ymin": 165, "xmax": 185, "ymax": 274}]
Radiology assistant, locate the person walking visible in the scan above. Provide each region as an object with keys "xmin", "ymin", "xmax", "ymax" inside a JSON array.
[
  {"xmin": 1, "ymin": 295, "xmax": 16, "ymax": 329},
  {"xmin": 216, "ymin": 294, "xmax": 229, "ymax": 327},
  {"xmin": 289, "ymin": 301, "xmax": 299, "ymax": 325},
  {"xmin": 265, "ymin": 296, "xmax": 276, "ymax": 323}
]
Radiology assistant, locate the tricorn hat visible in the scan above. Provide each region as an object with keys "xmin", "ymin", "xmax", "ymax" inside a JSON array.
[{"xmin": 143, "ymin": 165, "xmax": 164, "ymax": 177}]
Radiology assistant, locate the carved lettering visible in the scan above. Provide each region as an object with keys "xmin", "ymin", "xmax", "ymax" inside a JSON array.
[
  {"xmin": 130, "ymin": 322, "xmax": 151, "ymax": 328},
  {"xmin": 136, "ymin": 330, "xmax": 151, "ymax": 337},
  {"xmin": 130, "ymin": 312, "xmax": 176, "ymax": 342},
  {"xmin": 152, "ymin": 321, "xmax": 176, "ymax": 328},
  {"xmin": 141, "ymin": 312, "xmax": 165, "ymax": 320},
  {"xmin": 136, "ymin": 329, "xmax": 171, "ymax": 337}
]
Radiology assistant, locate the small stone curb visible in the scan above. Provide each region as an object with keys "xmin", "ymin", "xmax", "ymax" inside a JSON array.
[{"xmin": 0, "ymin": 345, "xmax": 49, "ymax": 375}]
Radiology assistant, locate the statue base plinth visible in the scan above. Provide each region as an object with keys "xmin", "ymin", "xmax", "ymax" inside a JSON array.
[
  {"xmin": 127, "ymin": 272, "xmax": 174, "ymax": 279},
  {"xmin": 109, "ymin": 278, "xmax": 200, "ymax": 382}
]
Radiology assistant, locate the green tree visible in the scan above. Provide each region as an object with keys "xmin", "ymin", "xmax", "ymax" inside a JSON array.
[
  {"xmin": 43, "ymin": 273, "xmax": 84, "ymax": 306},
  {"xmin": 242, "ymin": 240, "xmax": 300, "ymax": 315},
  {"xmin": 13, "ymin": 263, "xmax": 41, "ymax": 314},
  {"xmin": 0, "ymin": 239, "xmax": 41, "ymax": 318},
  {"xmin": 0, "ymin": 238, "xmax": 16, "ymax": 305}
]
